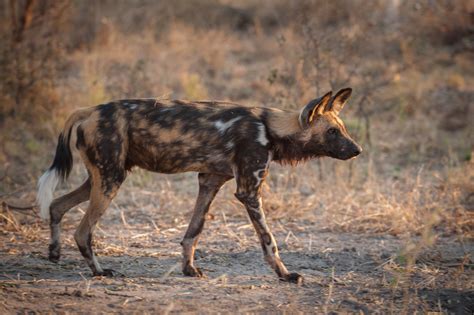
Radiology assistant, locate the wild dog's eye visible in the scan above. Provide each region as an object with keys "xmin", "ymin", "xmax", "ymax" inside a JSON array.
[{"xmin": 327, "ymin": 128, "xmax": 338, "ymax": 135}]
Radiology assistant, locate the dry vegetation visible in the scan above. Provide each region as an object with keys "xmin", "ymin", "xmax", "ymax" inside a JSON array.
[{"xmin": 0, "ymin": 0, "xmax": 473, "ymax": 313}]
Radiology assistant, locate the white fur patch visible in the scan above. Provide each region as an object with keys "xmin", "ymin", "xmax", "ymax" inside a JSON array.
[
  {"xmin": 253, "ymin": 169, "xmax": 266, "ymax": 187},
  {"xmin": 225, "ymin": 141, "xmax": 234, "ymax": 150},
  {"xmin": 36, "ymin": 169, "xmax": 60, "ymax": 221},
  {"xmin": 253, "ymin": 151, "xmax": 273, "ymax": 187},
  {"xmin": 231, "ymin": 163, "xmax": 239, "ymax": 181},
  {"xmin": 123, "ymin": 103, "xmax": 138, "ymax": 109},
  {"xmin": 256, "ymin": 123, "xmax": 269, "ymax": 146},
  {"xmin": 214, "ymin": 117, "xmax": 242, "ymax": 134}
]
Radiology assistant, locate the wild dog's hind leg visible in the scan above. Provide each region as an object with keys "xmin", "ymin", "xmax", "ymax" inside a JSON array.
[
  {"xmin": 49, "ymin": 178, "xmax": 91, "ymax": 262},
  {"xmin": 181, "ymin": 173, "xmax": 231, "ymax": 277},
  {"xmin": 74, "ymin": 170, "xmax": 125, "ymax": 277},
  {"xmin": 234, "ymin": 151, "xmax": 303, "ymax": 284}
]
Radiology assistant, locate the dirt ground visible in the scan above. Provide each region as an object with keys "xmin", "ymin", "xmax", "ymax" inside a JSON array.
[{"xmin": 0, "ymin": 181, "xmax": 472, "ymax": 314}]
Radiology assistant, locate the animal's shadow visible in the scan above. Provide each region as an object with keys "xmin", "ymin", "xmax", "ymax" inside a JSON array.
[{"xmin": 1, "ymin": 247, "xmax": 378, "ymax": 281}]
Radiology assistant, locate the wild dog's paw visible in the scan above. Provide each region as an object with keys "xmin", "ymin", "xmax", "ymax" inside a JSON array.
[
  {"xmin": 48, "ymin": 244, "xmax": 60, "ymax": 263},
  {"xmin": 93, "ymin": 268, "xmax": 119, "ymax": 277},
  {"xmin": 281, "ymin": 272, "xmax": 304, "ymax": 285},
  {"xmin": 183, "ymin": 265, "xmax": 203, "ymax": 278}
]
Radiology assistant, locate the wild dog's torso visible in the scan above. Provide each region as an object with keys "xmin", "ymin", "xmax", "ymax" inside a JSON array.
[{"xmin": 76, "ymin": 99, "xmax": 275, "ymax": 177}]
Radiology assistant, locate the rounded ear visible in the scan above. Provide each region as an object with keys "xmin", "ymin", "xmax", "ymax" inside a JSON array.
[
  {"xmin": 326, "ymin": 88, "xmax": 352, "ymax": 114},
  {"xmin": 298, "ymin": 91, "xmax": 332, "ymax": 129}
]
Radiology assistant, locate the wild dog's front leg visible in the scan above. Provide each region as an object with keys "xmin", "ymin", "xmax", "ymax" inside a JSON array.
[
  {"xmin": 234, "ymin": 156, "xmax": 303, "ymax": 284},
  {"xmin": 235, "ymin": 191, "xmax": 303, "ymax": 284},
  {"xmin": 181, "ymin": 173, "xmax": 231, "ymax": 277}
]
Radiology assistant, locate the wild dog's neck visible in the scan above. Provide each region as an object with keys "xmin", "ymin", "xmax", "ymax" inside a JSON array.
[{"xmin": 265, "ymin": 109, "xmax": 324, "ymax": 164}]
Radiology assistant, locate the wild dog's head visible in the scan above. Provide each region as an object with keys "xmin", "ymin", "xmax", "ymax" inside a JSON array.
[{"xmin": 298, "ymin": 88, "xmax": 362, "ymax": 160}]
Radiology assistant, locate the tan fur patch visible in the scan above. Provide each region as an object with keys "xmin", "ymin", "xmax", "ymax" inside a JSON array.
[
  {"xmin": 267, "ymin": 109, "xmax": 301, "ymax": 137},
  {"xmin": 63, "ymin": 107, "xmax": 96, "ymax": 136},
  {"xmin": 80, "ymin": 110, "xmax": 100, "ymax": 147},
  {"xmin": 321, "ymin": 112, "xmax": 349, "ymax": 135},
  {"xmin": 331, "ymin": 113, "xmax": 348, "ymax": 133},
  {"xmin": 153, "ymin": 122, "xmax": 182, "ymax": 143},
  {"xmin": 115, "ymin": 108, "xmax": 129, "ymax": 162},
  {"xmin": 69, "ymin": 123, "xmax": 80, "ymax": 154},
  {"xmin": 250, "ymin": 107, "xmax": 264, "ymax": 117},
  {"xmin": 62, "ymin": 107, "xmax": 97, "ymax": 150}
]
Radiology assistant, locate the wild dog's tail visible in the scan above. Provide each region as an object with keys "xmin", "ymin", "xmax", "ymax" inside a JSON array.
[{"xmin": 37, "ymin": 107, "xmax": 95, "ymax": 221}]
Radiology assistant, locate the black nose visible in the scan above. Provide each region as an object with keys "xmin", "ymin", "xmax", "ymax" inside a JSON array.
[{"xmin": 354, "ymin": 145, "xmax": 362, "ymax": 156}]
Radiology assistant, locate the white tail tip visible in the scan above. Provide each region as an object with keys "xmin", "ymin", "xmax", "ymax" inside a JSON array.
[{"xmin": 36, "ymin": 169, "xmax": 60, "ymax": 221}]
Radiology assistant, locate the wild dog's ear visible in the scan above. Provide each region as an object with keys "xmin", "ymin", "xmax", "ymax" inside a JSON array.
[
  {"xmin": 298, "ymin": 91, "xmax": 332, "ymax": 129},
  {"xmin": 326, "ymin": 88, "xmax": 352, "ymax": 115}
]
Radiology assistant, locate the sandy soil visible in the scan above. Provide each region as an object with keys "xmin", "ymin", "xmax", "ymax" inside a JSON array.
[{"xmin": 0, "ymin": 195, "xmax": 472, "ymax": 314}]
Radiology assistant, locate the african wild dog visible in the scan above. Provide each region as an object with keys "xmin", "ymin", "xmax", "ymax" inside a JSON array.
[{"xmin": 37, "ymin": 88, "xmax": 361, "ymax": 284}]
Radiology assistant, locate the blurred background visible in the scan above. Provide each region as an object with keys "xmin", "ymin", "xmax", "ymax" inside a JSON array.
[
  {"xmin": 0, "ymin": 1, "xmax": 473, "ymax": 312},
  {"xmin": 0, "ymin": 0, "xmax": 472, "ymax": 241}
]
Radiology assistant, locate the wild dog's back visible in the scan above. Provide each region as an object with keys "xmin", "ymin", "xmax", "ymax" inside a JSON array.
[{"xmin": 87, "ymin": 99, "xmax": 266, "ymax": 175}]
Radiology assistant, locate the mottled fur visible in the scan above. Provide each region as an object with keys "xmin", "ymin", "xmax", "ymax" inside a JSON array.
[{"xmin": 37, "ymin": 88, "xmax": 361, "ymax": 283}]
